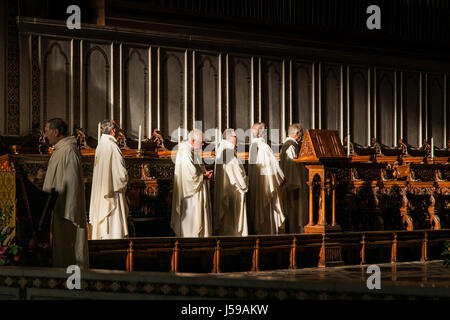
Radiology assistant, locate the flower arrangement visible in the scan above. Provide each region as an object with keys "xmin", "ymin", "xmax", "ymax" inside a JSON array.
[{"xmin": 0, "ymin": 206, "xmax": 20, "ymax": 266}]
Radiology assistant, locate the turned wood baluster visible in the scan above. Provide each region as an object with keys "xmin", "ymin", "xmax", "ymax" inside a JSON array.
[
  {"xmin": 360, "ymin": 234, "xmax": 366, "ymax": 265},
  {"xmin": 126, "ymin": 241, "xmax": 134, "ymax": 272},
  {"xmin": 421, "ymin": 232, "xmax": 428, "ymax": 262},
  {"xmin": 289, "ymin": 237, "xmax": 297, "ymax": 269},
  {"xmin": 391, "ymin": 233, "xmax": 397, "ymax": 264},
  {"xmin": 171, "ymin": 240, "xmax": 179, "ymax": 273},
  {"xmin": 251, "ymin": 239, "xmax": 260, "ymax": 272},
  {"xmin": 212, "ymin": 240, "xmax": 221, "ymax": 273}
]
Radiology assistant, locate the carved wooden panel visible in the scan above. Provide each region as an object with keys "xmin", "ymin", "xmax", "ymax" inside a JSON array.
[
  {"xmin": 124, "ymin": 47, "xmax": 148, "ymax": 139},
  {"xmin": 161, "ymin": 49, "xmax": 184, "ymax": 138},
  {"xmin": 261, "ymin": 59, "xmax": 282, "ymax": 143},
  {"xmin": 377, "ymin": 70, "xmax": 395, "ymax": 146},
  {"xmin": 322, "ymin": 65, "xmax": 340, "ymax": 131},
  {"xmin": 229, "ymin": 56, "xmax": 251, "ymax": 137},
  {"xmin": 43, "ymin": 40, "xmax": 70, "ymax": 124},
  {"xmin": 292, "ymin": 62, "xmax": 312, "ymax": 130},
  {"xmin": 6, "ymin": 0, "xmax": 19, "ymax": 135},
  {"xmin": 428, "ymin": 75, "xmax": 444, "ymax": 147},
  {"xmin": 84, "ymin": 43, "xmax": 111, "ymax": 139},
  {"xmin": 350, "ymin": 68, "xmax": 368, "ymax": 146},
  {"xmin": 196, "ymin": 53, "xmax": 218, "ymax": 131},
  {"xmin": 403, "ymin": 72, "xmax": 420, "ymax": 147}
]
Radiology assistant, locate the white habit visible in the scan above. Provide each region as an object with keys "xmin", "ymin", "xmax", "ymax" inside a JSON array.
[
  {"xmin": 214, "ymin": 139, "xmax": 249, "ymax": 236},
  {"xmin": 280, "ymin": 137, "xmax": 309, "ymax": 233},
  {"xmin": 43, "ymin": 136, "xmax": 89, "ymax": 269},
  {"xmin": 248, "ymin": 137, "xmax": 285, "ymax": 234},
  {"xmin": 171, "ymin": 141, "xmax": 212, "ymax": 237},
  {"xmin": 89, "ymin": 134, "xmax": 129, "ymax": 240}
]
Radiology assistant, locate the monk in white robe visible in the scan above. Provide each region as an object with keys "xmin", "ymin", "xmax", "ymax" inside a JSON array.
[
  {"xmin": 248, "ymin": 123, "xmax": 285, "ymax": 235},
  {"xmin": 171, "ymin": 129, "xmax": 213, "ymax": 237},
  {"xmin": 43, "ymin": 118, "xmax": 89, "ymax": 269},
  {"xmin": 89, "ymin": 120, "xmax": 129, "ymax": 240},
  {"xmin": 214, "ymin": 129, "xmax": 248, "ymax": 236},
  {"xmin": 280, "ymin": 124, "xmax": 309, "ymax": 233}
]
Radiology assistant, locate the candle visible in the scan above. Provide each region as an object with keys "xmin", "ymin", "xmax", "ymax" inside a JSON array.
[
  {"xmin": 347, "ymin": 134, "xmax": 350, "ymax": 157},
  {"xmin": 138, "ymin": 125, "xmax": 142, "ymax": 150},
  {"xmin": 98, "ymin": 122, "xmax": 101, "ymax": 144},
  {"xmin": 216, "ymin": 128, "xmax": 220, "ymax": 148},
  {"xmin": 431, "ymin": 137, "xmax": 434, "ymax": 159}
]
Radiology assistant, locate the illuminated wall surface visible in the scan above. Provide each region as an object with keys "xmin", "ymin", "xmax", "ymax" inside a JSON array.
[{"xmin": 1, "ymin": 0, "xmax": 449, "ymax": 148}]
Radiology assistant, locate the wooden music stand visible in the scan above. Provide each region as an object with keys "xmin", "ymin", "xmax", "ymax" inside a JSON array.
[{"xmin": 295, "ymin": 130, "xmax": 347, "ymax": 234}]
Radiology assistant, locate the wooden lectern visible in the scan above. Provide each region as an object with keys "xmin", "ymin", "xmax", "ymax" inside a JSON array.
[{"xmin": 295, "ymin": 130, "xmax": 347, "ymax": 234}]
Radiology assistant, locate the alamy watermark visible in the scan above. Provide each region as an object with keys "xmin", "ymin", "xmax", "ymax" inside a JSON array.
[
  {"xmin": 366, "ymin": 264, "xmax": 381, "ymax": 290},
  {"xmin": 66, "ymin": 265, "xmax": 81, "ymax": 290},
  {"xmin": 66, "ymin": 5, "xmax": 81, "ymax": 30},
  {"xmin": 367, "ymin": 5, "xmax": 381, "ymax": 30}
]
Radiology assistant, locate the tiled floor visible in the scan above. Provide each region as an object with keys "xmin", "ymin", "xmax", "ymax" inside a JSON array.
[
  {"xmin": 1, "ymin": 260, "xmax": 448, "ymax": 299},
  {"xmin": 210, "ymin": 260, "xmax": 450, "ymax": 290}
]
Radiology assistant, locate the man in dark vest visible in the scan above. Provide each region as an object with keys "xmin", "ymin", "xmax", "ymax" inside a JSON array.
[{"xmin": 280, "ymin": 123, "xmax": 309, "ymax": 233}]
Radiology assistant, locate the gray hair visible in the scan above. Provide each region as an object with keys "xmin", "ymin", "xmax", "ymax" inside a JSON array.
[
  {"xmin": 222, "ymin": 128, "xmax": 236, "ymax": 139},
  {"xmin": 46, "ymin": 118, "xmax": 68, "ymax": 136},
  {"xmin": 288, "ymin": 123, "xmax": 303, "ymax": 137},
  {"xmin": 101, "ymin": 120, "xmax": 119, "ymax": 134},
  {"xmin": 188, "ymin": 129, "xmax": 203, "ymax": 141},
  {"xmin": 252, "ymin": 122, "xmax": 266, "ymax": 138}
]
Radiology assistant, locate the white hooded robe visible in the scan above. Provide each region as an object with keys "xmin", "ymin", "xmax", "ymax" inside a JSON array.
[
  {"xmin": 171, "ymin": 141, "xmax": 212, "ymax": 237},
  {"xmin": 214, "ymin": 139, "xmax": 249, "ymax": 236},
  {"xmin": 89, "ymin": 134, "xmax": 129, "ymax": 240},
  {"xmin": 248, "ymin": 137, "xmax": 285, "ymax": 235}
]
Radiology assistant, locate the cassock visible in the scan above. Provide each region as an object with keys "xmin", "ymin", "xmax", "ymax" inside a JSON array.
[
  {"xmin": 214, "ymin": 139, "xmax": 249, "ymax": 236},
  {"xmin": 280, "ymin": 137, "xmax": 309, "ymax": 233},
  {"xmin": 89, "ymin": 134, "xmax": 129, "ymax": 240},
  {"xmin": 248, "ymin": 137, "xmax": 285, "ymax": 234},
  {"xmin": 43, "ymin": 136, "xmax": 89, "ymax": 269},
  {"xmin": 171, "ymin": 141, "xmax": 212, "ymax": 237}
]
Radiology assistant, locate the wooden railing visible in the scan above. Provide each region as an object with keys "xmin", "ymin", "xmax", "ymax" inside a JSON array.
[{"xmin": 88, "ymin": 229, "xmax": 450, "ymax": 272}]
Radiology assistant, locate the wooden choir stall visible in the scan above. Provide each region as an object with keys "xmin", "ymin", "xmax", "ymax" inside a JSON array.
[{"xmin": 0, "ymin": 128, "xmax": 449, "ymax": 272}]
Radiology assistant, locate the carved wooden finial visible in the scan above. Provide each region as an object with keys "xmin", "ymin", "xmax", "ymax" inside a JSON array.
[{"xmin": 74, "ymin": 127, "xmax": 91, "ymax": 150}]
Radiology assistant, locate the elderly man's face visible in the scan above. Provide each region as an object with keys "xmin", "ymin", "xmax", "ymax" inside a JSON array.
[
  {"xmin": 43, "ymin": 123, "xmax": 58, "ymax": 146},
  {"xmin": 227, "ymin": 131, "xmax": 238, "ymax": 146},
  {"xmin": 192, "ymin": 135, "xmax": 203, "ymax": 150},
  {"xmin": 296, "ymin": 129, "xmax": 303, "ymax": 143}
]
